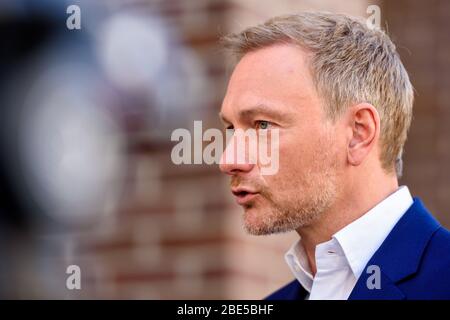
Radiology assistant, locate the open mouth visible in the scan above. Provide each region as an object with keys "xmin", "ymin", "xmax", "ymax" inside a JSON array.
[
  {"xmin": 232, "ymin": 190, "xmax": 249, "ymax": 197},
  {"xmin": 231, "ymin": 188, "xmax": 259, "ymax": 205}
]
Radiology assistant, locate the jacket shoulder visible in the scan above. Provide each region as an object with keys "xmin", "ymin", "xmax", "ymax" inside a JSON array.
[
  {"xmin": 400, "ymin": 226, "xmax": 450, "ymax": 299},
  {"xmin": 422, "ymin": 226, "xmax": 450, "ymax": 268}
]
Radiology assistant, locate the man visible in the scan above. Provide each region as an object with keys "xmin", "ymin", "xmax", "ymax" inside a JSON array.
[{"xmin": 218, "ymin": 12, "xmax": 450, "ymax": 300}]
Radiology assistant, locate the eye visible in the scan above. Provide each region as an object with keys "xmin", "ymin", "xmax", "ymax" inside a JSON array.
[{"xmin": 256, "ymin": 120, "xmax": 271, "ymax": 130}]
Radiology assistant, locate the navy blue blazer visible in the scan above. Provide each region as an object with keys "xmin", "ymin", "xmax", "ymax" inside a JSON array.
[{"xmin": 265, "ymin": 198, "xmax": 450, "ymax": 300}]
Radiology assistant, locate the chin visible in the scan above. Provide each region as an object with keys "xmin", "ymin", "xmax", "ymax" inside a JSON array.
[
  {"xmin": 242, "ymin": 206, "xmax": 281, "ymax": 235},
  {"xmin": 242, "ymin": 206, "xmax": 265, "ymax": 235}
]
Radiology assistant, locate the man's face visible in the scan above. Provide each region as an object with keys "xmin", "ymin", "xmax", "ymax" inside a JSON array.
[{"xmin": 219, "ymin": 44, "xmax": 344, "ymax": 235}]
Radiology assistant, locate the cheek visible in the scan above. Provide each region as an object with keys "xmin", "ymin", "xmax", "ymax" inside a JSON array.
[
  {"xmin": 260, "ymin": 143, "xmax": 307, "ymax": 191},
  {"xmin": 278, "ymin": 135, "xmax": 315, "ymax": 171},
  {"xmin": 259, "ymin": 129, "xmax": 337, "ymax": 186},
  {"xmin": 276, "ymin": 129, "xmax": 339, "ymax": 178}
]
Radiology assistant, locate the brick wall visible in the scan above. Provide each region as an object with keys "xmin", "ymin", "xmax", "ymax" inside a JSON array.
[
  {"xmin": 382, "ymin": 0, "xmax": 450, "ymax": 228},
  {"xmin": 58, "ymin": 0, "xmax": 372, "ymax": 300},
  {"xmin": 50, "ymin": 0, "xmax": 450, "ymax": 300}
]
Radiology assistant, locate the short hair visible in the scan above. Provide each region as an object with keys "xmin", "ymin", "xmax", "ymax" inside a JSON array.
[{"xmin": 222, "ymin": 12, "xmax": 413, "ymax": 177}]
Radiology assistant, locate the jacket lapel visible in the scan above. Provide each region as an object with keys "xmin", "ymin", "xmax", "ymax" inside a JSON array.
[
  {"xmin": 286, "ymin": 281, "xmax": 309, "ymax": 300},
  {"xmin": 349, "ymin": 198, "xmax": 441, "ymax": 300}
]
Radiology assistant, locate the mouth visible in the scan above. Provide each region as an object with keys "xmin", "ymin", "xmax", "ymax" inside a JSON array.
[{"xmin": 231, "ymin": 187, "xmax": 259, "ymax": 205}]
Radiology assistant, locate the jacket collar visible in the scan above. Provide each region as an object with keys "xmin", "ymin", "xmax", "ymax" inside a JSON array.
[{"xmin": 348, "ymin": 198, "xmax": 441, "ymax": 299}]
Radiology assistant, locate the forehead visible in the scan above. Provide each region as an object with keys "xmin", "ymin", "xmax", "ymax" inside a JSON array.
[{"xmin": 221, "ymin": 43, "xmax": 318, "ymax": 119}]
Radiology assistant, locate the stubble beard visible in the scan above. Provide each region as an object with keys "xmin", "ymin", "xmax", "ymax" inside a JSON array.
[{"xmin": 242, "ymin": 146, "xmax": 339, "ymax": 236}]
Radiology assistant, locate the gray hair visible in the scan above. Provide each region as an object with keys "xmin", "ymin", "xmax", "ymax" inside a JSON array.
[{"xmin": 222, "ymin": 12, "xmax": 414, "ymax": 177}]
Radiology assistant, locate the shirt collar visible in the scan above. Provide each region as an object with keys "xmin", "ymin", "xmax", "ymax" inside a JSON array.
[
  {"xmin": 285, "ymin": 238, "xmax": 314, "ymax": 292},
  {"xmin": 285, "ymin": 185, "xmax": 414, "ymax": 287},
  {"xmin": 333, "ymin": 185, "xmax": 413, "ymax": 278}
]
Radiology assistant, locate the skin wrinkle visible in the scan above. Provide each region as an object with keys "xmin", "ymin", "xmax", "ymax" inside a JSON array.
[
  {"xmin": 220, "ymin": 44, "xmax": 342, "ymax": 237},
  {"xmin": 220, "ymin": 42, "xmax": 399, "ymax": 275},
  {"xmin": 232, "ymin": 131, "xmax": 339, "ymax": 236},
  {"xmin": 219, "ymin": 11, "xmax": 413, "ymax": 276},
  {"xmin": 222, "ymin": 12, "xmax": 413, "ymax": 176}
]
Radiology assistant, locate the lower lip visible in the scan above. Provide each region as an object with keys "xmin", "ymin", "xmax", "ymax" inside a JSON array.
[{"xmin": 234, "ymin": 193, "xmax": 259, "ymax": 205}]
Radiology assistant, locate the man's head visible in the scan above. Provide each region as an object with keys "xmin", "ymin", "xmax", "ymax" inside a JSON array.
[{"xmin": 219, "ymin": 12, "xmax": 413, "ymax": 235}]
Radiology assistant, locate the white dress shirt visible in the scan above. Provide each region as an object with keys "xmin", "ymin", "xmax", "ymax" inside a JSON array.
[{"xmin": 285, "ymin": 186, "xmax": 414, "ymax": 300}]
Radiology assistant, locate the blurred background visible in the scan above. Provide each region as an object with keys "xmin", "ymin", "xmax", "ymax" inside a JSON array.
[{"xmin": 0, "ymin": 0, "xmax": 448, "ymax": 299}]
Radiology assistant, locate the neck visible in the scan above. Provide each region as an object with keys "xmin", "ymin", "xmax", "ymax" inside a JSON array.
[{"xmin": 296, "ymin": 171, "xmax": 399, "ymax": 276}]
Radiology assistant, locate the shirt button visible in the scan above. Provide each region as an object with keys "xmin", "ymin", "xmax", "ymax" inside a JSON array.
[{"xmin": 294, "ymin": 265, "xmax": 301, "ymax": 272}]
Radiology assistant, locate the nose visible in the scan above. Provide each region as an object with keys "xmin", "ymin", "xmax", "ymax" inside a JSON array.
[{"xmin": 219, "ymin": 135, "xmax": 255, "ymax": 175}]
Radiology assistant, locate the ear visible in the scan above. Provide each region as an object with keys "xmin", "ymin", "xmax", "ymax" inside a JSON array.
[{"xmin": 347, "ymin": 103, "xmax": 380, "ymax": 167}]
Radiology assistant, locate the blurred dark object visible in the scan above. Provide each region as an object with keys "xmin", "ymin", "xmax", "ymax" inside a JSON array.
[{"xmin": 0, "ymin": 3, "xmax": 64, "ymax": 233}]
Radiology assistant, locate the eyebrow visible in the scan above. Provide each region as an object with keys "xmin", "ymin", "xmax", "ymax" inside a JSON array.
[{"xmin": 219, "ymin": 103, "xmax": 291, "ymax": 124}]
